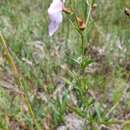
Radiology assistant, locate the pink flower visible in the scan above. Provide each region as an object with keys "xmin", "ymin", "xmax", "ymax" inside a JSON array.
[{"xmin": 48, "ymin": 0, "xmax": 65, "ymax": 36}]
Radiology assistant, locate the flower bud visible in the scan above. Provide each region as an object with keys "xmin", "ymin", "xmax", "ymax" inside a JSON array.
[
  {"xmin": 76, "ymin": 17, "xmax": 86, "ymax": 31},
  {"xmin": 125, "ymin": 8, "xmax": 130, "ymax": 16},
  {"xmin": 91, "ymin": 3, "xmax": 97, "ymax": 19}
]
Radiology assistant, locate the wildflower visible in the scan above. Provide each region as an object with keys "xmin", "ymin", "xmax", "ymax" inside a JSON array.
[{"xmin": 48, "ymin": 0, "xmax": 65, "ymax": 36}]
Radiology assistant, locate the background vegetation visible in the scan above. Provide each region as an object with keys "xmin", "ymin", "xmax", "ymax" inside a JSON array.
[{"xmin": 0, "ymin": 0, "xmax": 130, "ymax": 130}]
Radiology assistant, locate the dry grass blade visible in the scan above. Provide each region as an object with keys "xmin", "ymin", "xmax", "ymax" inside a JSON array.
[{"xmin": 0, "ymin": 80, "xmax": 24, "ymax": 95}]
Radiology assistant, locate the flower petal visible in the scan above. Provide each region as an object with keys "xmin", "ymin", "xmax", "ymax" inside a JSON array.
[
  {"xmin": 48, "ymin": 0, "xmax": 63, "ymax": 15},
  {"xmin": 48, "ymin": 0, "xmax": 64, "ymax": 36},
  {"xmin": 48, "ymin": 12, "xmax": 63, "ymax": 36}
]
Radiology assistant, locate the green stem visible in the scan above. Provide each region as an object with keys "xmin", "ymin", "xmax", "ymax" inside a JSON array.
[
  {"xmin": 86, "ymin": 0, "xmax": 92, "ymax": 25},
  {"xmin": 80, "ymin": 31, "xmax": 84, "ymax": 60},
  {"xmin": 0, "ymin": 32, "xmax": 41, "ymax": 130}
]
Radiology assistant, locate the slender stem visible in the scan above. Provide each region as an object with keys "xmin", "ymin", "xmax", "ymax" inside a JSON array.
[
  {"xmin": 80, "ymin": 31, "xmax": 84, "ymax": 60},
  {"xmin": 0, "ymin": 32, "xmax": 41, "ymax": 130},
  {"xmin": 65, "ymin": 18, "xmax": 70, "ymax": 54},
  {"xmin": 0, "ymin": 33, "xmax": 18, "ymax": 76},
  {"xmin": 79, "ymin": 0, "xmax": 91, "ymax": 62},
  {"xmin": 86, "ymin": 0, "xmax": 92, "ymax": 24}
]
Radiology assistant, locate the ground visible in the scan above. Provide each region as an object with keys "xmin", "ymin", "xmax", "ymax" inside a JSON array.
[{"xmin": 0, "ymin": 0, "xmax": 130, "ymax": 130}]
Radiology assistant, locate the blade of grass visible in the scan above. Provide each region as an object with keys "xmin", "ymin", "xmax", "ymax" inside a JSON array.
[{"xmin": 0, "ymin": 32, "xmax": 41, "ymax": 130}]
